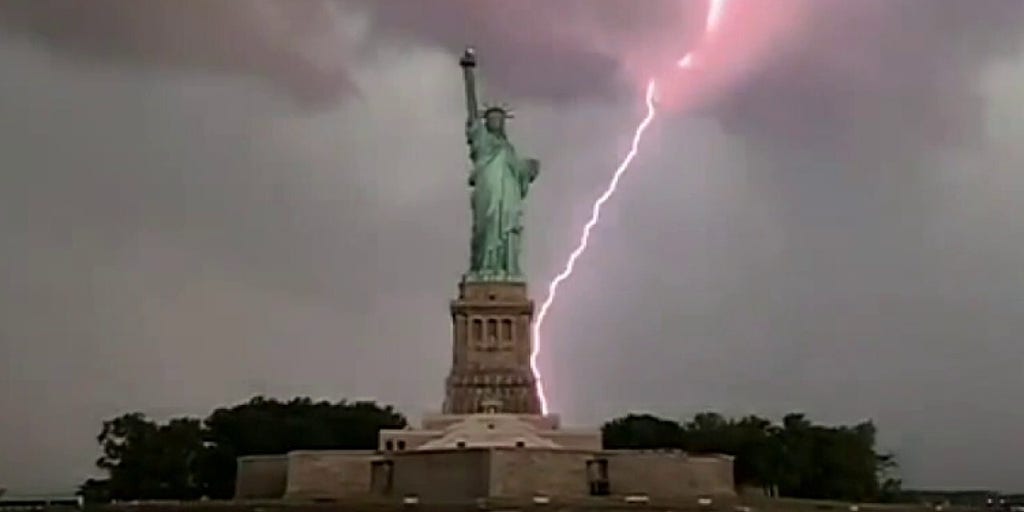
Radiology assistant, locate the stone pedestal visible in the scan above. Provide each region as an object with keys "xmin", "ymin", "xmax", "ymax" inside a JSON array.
[
  {"xmin": 234, "ymin": 274, "xmax": 739, "ymax": 503},
  {"xmin": 443, "ymin": 281, "xmax": 541, "ymax": 414}
]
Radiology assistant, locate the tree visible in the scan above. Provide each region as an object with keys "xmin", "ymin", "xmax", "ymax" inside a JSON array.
[
  {"xmin": 82, "ymin": 396, "xmax": 407, "ymax": 501},
  {"xmin": 601, "ymin": 411, "xmax": 899, "ymax": 502},
  {"xmin": 78, "ymin": 478, "xmax": 111, "ymax": 504},
  {"xmin": 712, "ymin": 415, "xmax": 779, "ymax": 490},
  {"xmin": 602, "ymin": 413, "xmax": 684, "ymax": 449},
  {"xmin": 93, "ymin": 413, "xmax": 204, "ymax": 501},
  {"xmin": 199, "ymin": 397, "xmax": 407, "ymax": 498}
]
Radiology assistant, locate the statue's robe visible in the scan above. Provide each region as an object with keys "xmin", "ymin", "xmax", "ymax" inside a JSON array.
[{"xmin": 466, "ymin": 119, "xmax": 539, "ymax": 280}]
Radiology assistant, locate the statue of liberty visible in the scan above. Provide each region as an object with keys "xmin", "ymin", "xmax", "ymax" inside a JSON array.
[{"xmin": 459, "ymin": 47, "xmax": 540, "ymax": 282}]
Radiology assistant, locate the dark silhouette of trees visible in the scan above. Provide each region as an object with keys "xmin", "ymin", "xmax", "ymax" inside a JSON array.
[
  {"xmin": 602, "ymin": 413, "xmax": 685, "ymax": 449},
  {"xmin": 80, "ymin": 397, "xmax": 406, "ymax": 501},
  {"xmin": 89, "ymin": 413, "xmax": 205, "ymax": 501},
  {"xmin": 201, "ymin": 397, "xmax": 405, "ymax": 498},
  {"xmin": 602, "ymin": 411, "xmax": 900, "ymax": 502},
  {"xmin": 82, "ymin": 399, "xmax": 898, "ymax": 503}
]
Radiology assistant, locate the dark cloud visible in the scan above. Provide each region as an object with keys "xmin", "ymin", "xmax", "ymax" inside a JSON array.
[
  {"xmin": 368, "ymin": 0, "xmax": 1024, "ymax": 157},
  {"xmin": 3, "ymin": 0, "xmax": 1023, "ymax": 144},
  {"xmin": 355, "ymin": 0, "xmax": 1024, "ymax": 159},
  {"xmin": 352, "ymin": 0, "xmax": 695, "ymax": 100},
  {"xmin": 0, "ymin": 0, "xmax": 690, "ymax": 102},
  {"xmin": 712, "ymin": 0, "xmax": 1024, "ymax": 155},
  {"xmin": 0, "ymin": 0, "xmax": 353, "ymax": 104}
]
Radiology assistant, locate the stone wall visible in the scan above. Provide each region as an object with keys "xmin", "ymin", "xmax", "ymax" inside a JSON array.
[
  {"xmin": 234, "ymin": 455, "xmax": 287, "ymax": 499},
  {"xmin": 687, "ymin": 455, "xmax": 736, "ymax": 496},
  {"xmin": 489, "ymin": 448, "xmax": 592, "ymax": 499},
  {"xmin": 234, "ymin": 444, "xmax": 734, "ymax": 502},
  {"xmin": 389, "ymin": 449, "xmax": 490, "ymax": 502},
  {"xmin": 603, "ymin": 451, "xmax": 735, "ymax": 500},
  {"xmin": 378, "ymin": 429, "xmax": 439, "ymax": 452},
  {"xmin": 97, "ymin": 497, "xmax": 975, "ymax": 512},
  {"xmin": 283, "ymin": 451, "xmax": 378, "ymax": 500},
  {"xmin": 543, "ymin": 429, "xmax": 602, "ymax": 451}
]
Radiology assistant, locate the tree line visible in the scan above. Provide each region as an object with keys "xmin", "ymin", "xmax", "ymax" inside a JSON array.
[
  {"xmin": 79, "ymin": 397, "xmax": 406, "ymax": 502},
  {"xmin": 79, "ymin": 397, "xmax": 899, "ymax": 503},
  {"xmin": 603, "ymin": 412, "xmax": 901, "ymax": 502}
]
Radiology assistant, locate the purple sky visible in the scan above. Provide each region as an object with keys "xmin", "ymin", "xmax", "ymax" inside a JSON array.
[{"xmin": 1, "ymin": 0, "xmax": 1023, "ymax": 493}]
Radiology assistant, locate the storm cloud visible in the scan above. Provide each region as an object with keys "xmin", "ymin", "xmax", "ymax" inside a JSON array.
[{"xmin": 4, "ymin": 0, "xmax": 1023, "ymax": 149}]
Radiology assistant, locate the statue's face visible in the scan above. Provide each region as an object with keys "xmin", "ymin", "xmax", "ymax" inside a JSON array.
[{"xmin": 485, "ymin": 110, "xmax": 505, "ymax": 133}]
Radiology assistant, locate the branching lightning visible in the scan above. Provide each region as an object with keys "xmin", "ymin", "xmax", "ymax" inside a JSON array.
[{"xmin": 531, "ymin": 0, "xmax": 729, "ymax": 415}]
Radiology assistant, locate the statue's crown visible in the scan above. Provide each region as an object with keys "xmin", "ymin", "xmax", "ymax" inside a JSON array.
[{"xmin": 481, "ymin": 101, "xmax": 514, "ymax": 119}]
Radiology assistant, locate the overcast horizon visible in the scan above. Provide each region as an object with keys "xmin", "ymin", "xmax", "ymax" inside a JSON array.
[{"xmin": 2, "ymin": 0, "xmax": 1024, "ymax": 494}]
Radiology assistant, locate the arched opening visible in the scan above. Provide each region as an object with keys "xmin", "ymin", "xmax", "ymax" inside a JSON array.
[
  {"xmin": 501, "ymin": 318, "xmax": 512, "ymax": 341},
  {"xmin": 472, "ymin": 318, "xmax": 482, "ymax": 341},
  {"xmin": 486, "ymin": 319, "xmax": 497, "ymax": 347}
]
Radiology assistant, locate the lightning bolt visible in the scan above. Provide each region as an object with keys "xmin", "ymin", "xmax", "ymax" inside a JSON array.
[
  {"xmin": 531, "ymin": 0, "xmax": 728, "ymax": 415},
  {"xmin": 707, "ymin": 0, "xmax": 727, "ymax": 32},
  {"xmin": 530, "ymin": 81, "xmax": 657, "ymax": 415}
]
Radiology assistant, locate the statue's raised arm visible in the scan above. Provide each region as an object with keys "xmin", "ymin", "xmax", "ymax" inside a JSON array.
[
  {"xmin": 460, "ymin": 47, "xmax": 479, "ymax": 124},
  {"xmin": 458, "ymin": 48, "xmax": 538, "ymax": 283}
]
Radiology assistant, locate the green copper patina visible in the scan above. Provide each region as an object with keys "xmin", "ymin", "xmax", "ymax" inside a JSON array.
[{"xmin": 460, "ymin": 48, "xmax": 540, "ymax": 282}]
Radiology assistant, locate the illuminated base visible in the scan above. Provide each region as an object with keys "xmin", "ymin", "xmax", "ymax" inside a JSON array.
[
  {"xmin": 444, "ymin": 281, "xmax": 541, "ymax": 415},
  {"xmin": 235, "ymin": 411, "xmax": 736, "ymax": 502}
]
